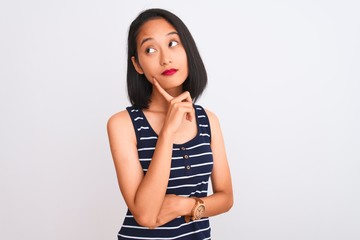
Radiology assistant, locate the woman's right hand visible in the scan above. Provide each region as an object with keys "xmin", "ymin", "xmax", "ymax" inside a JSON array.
[{"xmin": 153, "ymin": 78, "xmax": 195, "ymax": 136}]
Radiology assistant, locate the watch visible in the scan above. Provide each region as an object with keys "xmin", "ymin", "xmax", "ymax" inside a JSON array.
[{"xmin": 185, "ymin": 197, "xmax": 205, "ymax": 223}]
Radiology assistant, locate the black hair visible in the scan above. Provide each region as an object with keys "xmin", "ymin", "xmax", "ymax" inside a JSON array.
[{"xmin": 126, "ymin": 8, "xmax": 207, "ymax": 108}]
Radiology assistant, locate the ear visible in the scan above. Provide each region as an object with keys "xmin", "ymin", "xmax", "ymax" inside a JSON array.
[{"xmin": 131, "ymin": 56, "xmax": 144, "ymax": 74}]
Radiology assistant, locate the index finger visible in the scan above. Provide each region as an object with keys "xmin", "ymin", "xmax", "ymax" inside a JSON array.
[{"xmin": 153, "ymin": 78, "xmax": 173, "ymax": 102}]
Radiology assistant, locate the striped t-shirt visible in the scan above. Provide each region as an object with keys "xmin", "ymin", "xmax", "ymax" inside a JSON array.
[{"xmin": 117, "ymin": 104, "xmax": 213, "ymax": 240}]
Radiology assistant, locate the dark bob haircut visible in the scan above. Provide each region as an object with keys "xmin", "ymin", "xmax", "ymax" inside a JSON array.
[{"xmin": 127, "ymin": 8, "xmax": 207, "ymax": 109}]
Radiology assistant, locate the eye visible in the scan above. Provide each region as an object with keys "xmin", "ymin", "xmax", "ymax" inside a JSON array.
[
  {"xmin": 169, "ymin": 40, "xmax": 178, "ymax": 47},
  {"xmin": 145, "ymin": 47, "xmax": 156, "ymax": 54}
]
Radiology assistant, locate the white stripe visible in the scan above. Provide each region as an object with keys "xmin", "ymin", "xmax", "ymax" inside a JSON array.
[
  {"xmin": 178, "ymin": 190, "xmax": 208, "ymax": 197},
  {"xmin": 137, "ymin": 146, "xmax": 182, "ymax": 151},
  {"xmin": 141, "ymin": 159, "xmax": 212, "ymax": 168},
  {"xmin": 140, "ymin": 136, "xmax": 158, "ymax": 140},
  {"xmin": 199, "ymin": 124, "xmax": 208, "ymax": 127},
  {"xmin": 196, "ymin": 107, "xmax": 202, "ymax": 110},
  {"xmin": 131, "ymin": 109, "xmax": 139, "ymax": 112},
  {"xmin": 144, "ymin": 162, "xmax": 212, "ymax": 172},
  {"xmin": 199, "ymin": 133, "xmax": 210, "ymax": 137},
  {"xmin": 170, "ymin": 166, "xmax": 185, "ymax": 170},
  {"xmin": 134, "ymin": 117, "xmax": 143, "ymax": 121},
  {"xmin": 139, "ymin": 156, "xmax": 185, "ymax": 161},
  {"xmin": 138, "ymin": 147, "xmax": 210, "ymax": 154},
  {"xmin": 137, "ymin": 126, "xmax": 149, "ymax": 131},
  {"xmin": 198, "ymin": 115, "xmax": 206, "ymax": 118},
  {"xmin": 186, "ymin": 143, "xmax": 210, "ymax": 150},
  {"xmin": 138, "ymin": 147, "xmax": 155, "ymax": 152},
  {"xmin": 143, "ymin": 166, "xmax": 183, "ymax": 172},
  {"xmin": 118, "ymin": 226, "xmax": 211, "ymax": 239},
  {"xmin": 169, "ymin": 172, "xmax": 211, "ymax": 181},
  {"xmin": 192, "ymin": 162, "xmax": 213, "ymax": 168},
  {"xmin": 167, "ymin": 181, "xmax": 208, "ymax": 189},
  {"xmin": 190, "ymin": 152, "xmax": 212, "ymax": 158}
]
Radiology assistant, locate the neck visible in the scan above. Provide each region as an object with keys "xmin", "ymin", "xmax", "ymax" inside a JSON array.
[{"xmin": 148, "ymin": 86, "xmax": 183, "ymax": 112}]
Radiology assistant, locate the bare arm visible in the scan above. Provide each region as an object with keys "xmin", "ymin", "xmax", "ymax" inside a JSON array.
[
  {"xmin": 107, "ymin": 80, "xmax": 194, "ymax": 228},
  {"xmin": 200, "ymin": 109, "xmax": 234, "ymax": 216},
  {"xmin": 153, "ymin": 109, "xmax": 233, "ymax": 226},
  {"xmin": 107, "ymin": 112, "xmax": 176, "ymax": 228}
]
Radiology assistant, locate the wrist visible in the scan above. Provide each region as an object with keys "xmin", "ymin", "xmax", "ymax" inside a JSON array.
[
  {"xmin": 159, "ymin": 128, "xmax": 175, "ymax": 142},
  {"xmin": 180, "ymin": 197, "xmax": 196, "ymax": 216},
  {"xmin": 184, "ymin": 197, "xmax": 206, "ymax": 223}
]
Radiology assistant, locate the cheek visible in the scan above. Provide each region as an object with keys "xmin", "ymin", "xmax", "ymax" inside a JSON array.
[
  {"xmin": 179, "ymin": 50, "xmax": 188, "ymax": 66},
  {"xmin": 180, "ymin": 53, "xmax": 189, "ymax": 75},
  {"xmin": 143, "ymin": 72, "xmax": 153, "ymax": 83},
  {"xmin": 138, "ymin": 57, "xmax": 156, "ymax": 79}
]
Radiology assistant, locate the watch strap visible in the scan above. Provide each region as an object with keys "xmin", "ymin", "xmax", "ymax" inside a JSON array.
[{"xmin": 185, "ymin": 197, "xmax": 205, "ymax": 223}]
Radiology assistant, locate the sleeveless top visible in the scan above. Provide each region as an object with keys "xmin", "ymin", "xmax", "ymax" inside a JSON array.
[{"xmin": 117, "ymin": 104, "xmax": 213, "ymax": 240}]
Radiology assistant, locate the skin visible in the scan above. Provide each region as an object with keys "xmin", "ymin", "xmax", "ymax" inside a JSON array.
[{"xmin": 107, "ymin": 18, "xmax": 233, "ymax": 228}]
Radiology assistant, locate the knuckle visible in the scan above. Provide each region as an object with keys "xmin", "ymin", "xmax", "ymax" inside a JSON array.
[
  {"xmin": 185, "ymin": 91, "xmax": 192, "ymax": 99},
  {"xmin": 170, "ymin": 98, "xmax": 177, "ymax": 105}
]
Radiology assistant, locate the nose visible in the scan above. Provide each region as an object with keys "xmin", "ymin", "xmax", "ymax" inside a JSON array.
[{"xmin": 160, "ymin": 50, "xmax": 172, "ymax": 66}]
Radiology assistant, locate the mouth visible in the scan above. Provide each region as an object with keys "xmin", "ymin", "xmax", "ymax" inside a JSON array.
[{"xmin": 161, "ymin": 68, "xmax": 178, "ymax": 76}]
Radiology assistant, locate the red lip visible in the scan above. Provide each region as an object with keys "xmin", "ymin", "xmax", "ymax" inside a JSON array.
[{"xmin": 162, "ymin": 68, "xmax": 178, "ymax": 76}]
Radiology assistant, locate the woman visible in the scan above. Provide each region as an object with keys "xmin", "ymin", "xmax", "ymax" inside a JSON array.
[{"xmin": 107, "ymin": 8, "xmax": 233, "ymax": 239}]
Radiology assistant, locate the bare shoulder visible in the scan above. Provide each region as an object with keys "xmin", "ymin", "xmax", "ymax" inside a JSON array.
[
  {"xmin": 203, "ymin": 108, "xmax": 226, "ymax": 148},
  {"xmin": 203, "ymin": 108, "xmax": 221, "ymax": 127},
  {"xmin": 107, "ymin": 110, "xmax": 132, "ymax": 130},
  {"xmin": 107, "ymin": 109, "xmax": 135, "ymax": 143}
]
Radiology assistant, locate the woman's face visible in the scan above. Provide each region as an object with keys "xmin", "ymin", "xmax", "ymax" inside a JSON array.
[{"xmin": 132, "ymin": 18, "xmax": 188, "ymax": 93}]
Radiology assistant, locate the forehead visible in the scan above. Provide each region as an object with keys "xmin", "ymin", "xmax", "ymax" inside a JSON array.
[{"xmin": 137, "ymin": 18, "xmax": 177, "ymax": 43}]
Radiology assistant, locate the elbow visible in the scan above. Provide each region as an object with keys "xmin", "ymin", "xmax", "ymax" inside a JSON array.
[
  {"xmin": 227, "ymin": 195, "xmax": 234, "ymax": 212},
  {"xmin": 134, "ymin": 215, "xmax": 157, "ymax": 228},
  {"xmin": 224, "ymin": 193, "xmax": 234, "ymax": 213}
]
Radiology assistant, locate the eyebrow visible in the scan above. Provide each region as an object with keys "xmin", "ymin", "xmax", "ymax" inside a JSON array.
[{"xmin": 140, "ymin": 31, "xmax": 179, "ymax": 47}]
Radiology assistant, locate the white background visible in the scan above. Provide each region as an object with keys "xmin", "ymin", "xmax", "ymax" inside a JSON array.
[{"xmin": 1, "ymin": 0, "xmax": 359, "ymax": 239}]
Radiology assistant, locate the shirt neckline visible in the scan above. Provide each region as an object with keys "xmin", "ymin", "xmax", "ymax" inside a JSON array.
[{"xmin": 137, "ymin": 104, "xmax": 200, "ymax": 147}]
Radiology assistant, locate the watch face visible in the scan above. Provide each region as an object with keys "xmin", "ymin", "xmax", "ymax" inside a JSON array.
[{"xmin": 194, "ymin": 205, "xmax": 205, "ymax": 219}]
